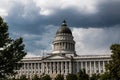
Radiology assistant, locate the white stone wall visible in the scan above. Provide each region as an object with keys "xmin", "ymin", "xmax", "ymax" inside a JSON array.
[{"xmin": 15, "ymin": 56, "xmax": 110, "ymax": 79}]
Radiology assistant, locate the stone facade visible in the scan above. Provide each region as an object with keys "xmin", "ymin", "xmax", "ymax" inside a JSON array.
[{"xmin": 15, "ymin": 21, "xmax": 111, "ymax": 79}]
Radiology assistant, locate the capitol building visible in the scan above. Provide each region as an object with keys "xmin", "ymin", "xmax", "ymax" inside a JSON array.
[{"xmin": 15, "ymin": 21, "xmax": 111, "ymax": 79}]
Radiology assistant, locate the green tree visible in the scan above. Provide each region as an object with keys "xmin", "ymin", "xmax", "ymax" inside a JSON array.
[
  {"xmin": 66, "ymin": 74, "xmax": 77, "ymax": 80},
  {"xmin": 106, "ymin": 44, "xmax": 120, "ymax": 80},
  {"xmin": 77, "ymin": 69, "xmax": 89, "ymax": 80},
  {"xmin": 41, "ymin": 75, "xmax": 51, "ymax": 80},
  {"xmin": 54, "ymin": 74, "xmax": 64, "ymax": 80},
  {"xmin": 99, "ymin": 72, "xmax": 111, "ymax": 80},
  {"xmin": 0, "ymin": 16, "xmax": 26, "ymax": 79},
  {"xmin": 32, "ymin": 74, "xmax": 40, "ymax": 80},
  {"xmin": 90, "ymin": 73, "xmax": 100, "ymax": 80},
  {"xmin": 19, "ymin": 75, "xmax": 28, "ymax": 80}
]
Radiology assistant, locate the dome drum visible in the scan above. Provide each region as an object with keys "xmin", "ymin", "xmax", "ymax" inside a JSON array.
[{"xmin": 52, "ymin": 20, "xmax": 76, "ymax": 55}]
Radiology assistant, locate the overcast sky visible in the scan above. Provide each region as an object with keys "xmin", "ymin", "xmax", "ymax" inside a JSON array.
[{"xmin": 0, "ymin": 0, "xmax": 120, "ymax": 57}]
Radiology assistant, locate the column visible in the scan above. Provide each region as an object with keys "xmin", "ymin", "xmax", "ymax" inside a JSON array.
[
  {"xmin": 65, "ymin": 61, "xmax": 68, "ymax": 74},
  {"xmin": 61, "ymin": 62, "xmax": 63, "ymax": 74},
  {"xmin": 58, "ymin": 43, "xmax": 60, "ymax": 50},
  {"xmin": 77, "ymin": 62, "xmax": 79, "ymax": 72},
  {"xmin": 63, "ymin": 42, "xmax": 65, "ymax": 50},
  {"xmin": 40, "ymin": 63, "xmax": 42, "ymax": 73},
  {"xmin": 81, "ymin": 61, "xmax": 83, "ymax": 69},
  {"xmin": 34, "ymin": 63, "xmax": 36, "ymax": 74},
  {"xmin": 55, "ymin": 44, "xmax": 57, "ymax": 50},
  {"xmin": 55, "ymin": 62, "xmax": 57, "ymax": 73},
  {"xmin": 49, "ymin": 62, "xmax": 52, "ymax": 74},
  {"xmin": 42, "ymin": 62, "xmax": 45, "ymax": 73},
  {"xmin": 23, "ymin": 63, "xmax": 25, "ymax": 70},
  {"xmin": 98, "ymin": 61, "xmax": 101, "ymax": 73},
  {"xmin": 69, "ymin": 61, "xmax": 71, "ymax": 73},
  {"xmin": 57, "ymin": 43, "xmax": 58, "ymax": 50},
  {"xmin": 69, "ymin": 43, "xmax": 71, "ymax": 50},
  {"xmin": 94, "ymin": 61, "xmax": 96, "ymax": 73},
  {"xmin": 72, "ymin": 44, "xmax": 74, "ymax": 50},
  {"xmin": 85, "ymin": 61, "xmax": 88, "ymax": 73},
  {"xmin": 62, "ymin": 43, "xmax": 64, "ymax": 50},
  {"xmin": 38, "ymin": 63, "xmax": 40, "ymax": 74},
  {"xmin": 57, "ymin": 62, "xmax": 59, "ymax": 74},
  {"xmin": 90, "ymin": 61, "xmax": 92, "ymax": 75},
  {"xmin": 65, "ymin": 42, "xmax": 67, "ymax": 50},
  {"xmin": 103, "ymin": 61, "xmax": 105, "ymax": 72},
  {"xmin": 53, "ymin": 62, "xmax": 55, "ymax": 73},
  {"xmin": 51, "ymin": 62, "xmax": 53, "ymax": 74},
  {"xmin": 68, "ymin": 43, "xmax": 70, "ymax": 50},
  {"xmin": 46, "ymin": 62, "xmax": 48, "ymax": 74}
]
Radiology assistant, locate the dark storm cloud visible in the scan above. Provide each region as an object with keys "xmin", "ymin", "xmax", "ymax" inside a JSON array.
[
  {"xmin": 2, "ymin": 0, "xmax": 120, "ymax": 56},
  {"xmin": 5, "ymin": 1, "xmax": 46, "ymax": 35},
  {"xmin": 48, "ymin": 0, "xmax": 120, "ymax": 27},
  {"xmin": 5, "ymin": 0, "xmax": 120, "ymax": 35}
]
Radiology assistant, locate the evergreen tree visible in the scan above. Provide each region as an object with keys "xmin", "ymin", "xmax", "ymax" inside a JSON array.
[
  {"xmin": 19, "ymin": 75, "xmax": 28, "ymax": 80},
  {"xmin": 32, "ymin": 74, "xmax": 40, "ymax": 80},
  {"xmin": 41, "ymin": 74, "xmax": 51, "ymax": 80},
  {"xmin": 66, "ymin": 74, "xmax": 77, "ymax": 80},
  {"xmin": 106, "ymin": 44, "xmax": 120, "ymax": 80},
  {"xmin": 54, "ymin": 74, "xmax": 64, "ymax": 80},
  {"xmin": 99, "ymin": 72, "xmax": 111, "ymax": 80},
  {"xmin": 90, "ymin": 74, "xmax": 100, "ymax": 80},
  {"xmin": 77, "ymin": 69, "xmax": 89, "ymax": 80},
  {"xmin": 0, "ymin": 16, "xmax": 26, "ymax": 79}
]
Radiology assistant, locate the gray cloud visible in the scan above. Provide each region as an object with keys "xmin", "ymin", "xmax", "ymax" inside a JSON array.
[
  {"xmin": 1, "ymin": 0, "xmax": 120, "ymax": 56},
  {"xmin": 73, "ymin": 25, "xmax": 120, "ymax": 55},
  {"xmin": 5, "ymin": 0, "xmax": 120, "ymax": 34}
]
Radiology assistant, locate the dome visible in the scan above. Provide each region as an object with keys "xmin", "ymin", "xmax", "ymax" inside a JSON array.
[{"xmin": 56, "ymin": 20, "xmax": 72, "ymax": 35}]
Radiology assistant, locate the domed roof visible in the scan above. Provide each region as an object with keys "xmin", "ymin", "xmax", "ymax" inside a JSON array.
[{"xmin": 56, "ymin": 20, "xmax": 72, "ymax": 34}]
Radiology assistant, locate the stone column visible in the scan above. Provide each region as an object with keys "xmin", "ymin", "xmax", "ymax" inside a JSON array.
[
  {"xmin": 69, "ymin": 61, "xmax": 71, "ymax": 73},
  {"xmin": 98, "ymin": 61, "xmax": 101, "ymax": 73},
  {"xmin": 81, "ymin": 61, "xmax": 83, "ymax": 69},
  {"xmin": 65, "ymin": 42, "xmax": 67, "ymax": 50},
  {"xmin": 62, "ymin": 43, "xmax": 64, "ymax": 50},
  {"xmin": 49, "ymin": 62, "xmax": 51, "ymax": 74},
  {"xmin": 38, "ymin": 63, "xmax": 40, "ymax": 74},
  {"xmin": 61, "ymin": 62, "xmax": 63, "ymax": 74},
  {"xmin": 90, "ymin": 61, "xmax": 92, "ymax": 75},
  {"xmin": 41, "ymin": 62, "xmax": 44, "ymax": 73},
  {"xmin": 53, "ymin": 62, "xmax": 55, "ymax": 74},
  {"xmin": 77, "ymin": 62, "xmax": 79, "ymax": 73},
  {"xmin": 57, "ymin": 62, "xmax": 59, "ymax": 74},
  {"xmin": 35, "ymin": 63, "xmax": 36, "ymax": 73},
  {"xmin": 65, "ymin": 61, "xmax": 67, "ymax": 74},
  {"xmin": 46, "ymin": 62, "xmax": 48, "ymax": 74},
  {"xmin": 56, "ymin": 43, "xmax": 58, "ymax": 50},
  {"xmin": 94, "ymin": 61, "xmax": 96, "ymax": 73},
  {"xmin": 68, "ymin": 43, "xmax": 70, "ymax": 50},
  {"xmin": 69, "ymin": 43, "xmax": 71, "ymax": 50},
  {"xmin": 103, "ymin": 61, "xmax": 105, "ymax": 72},
  {"xmin": 85, "ymin": 61, "xmax": 88, "ymax": 73},
  {"xmin": 23, "ymin": 63, "xmax": 25, "ymax": 70}
]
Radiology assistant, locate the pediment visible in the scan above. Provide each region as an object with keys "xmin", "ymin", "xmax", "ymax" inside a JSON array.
[
  {"xmin": 42, "ymin": 54, "xmax": 71, "ymax": 60},
  {"xmin": 48, "ymin": 55, "xmax": 66, "ymax": 59}
]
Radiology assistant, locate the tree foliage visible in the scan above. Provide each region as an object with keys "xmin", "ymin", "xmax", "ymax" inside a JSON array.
[
  {"xmin": 19, "ymin": 75, "xmax": 28, "ymax": 80},
  {"xmin": 99, "ymin": 72, "xmax": 111, "ymax": 80},
  {"xmin": 90, "ymin": 74, "xmax": 100, "ymax": 80},
  {"xmin": 54, "ymin": 74, "xmax": 64, "ymax": 80},
  {"xmin": 41, "ymin": 74, "xmax": 51, "ymax": 80},
  {"xmin": 106, "ymin": 44, "xmax": 120, "ymax": 80},
  {"xmin": 66, "ymin": 74, "xmax": 77, "ymax": 80},
  {"xmin": 32, "ymin": 74, "xmax": 40, "ymax": 80},
  {"xmin": 77, "ymin": 69, "xmax": 89, "ymax": 80},
  {"xmin": 0, "ymin": 16, "xmax": 26, "ymax": 79}
]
